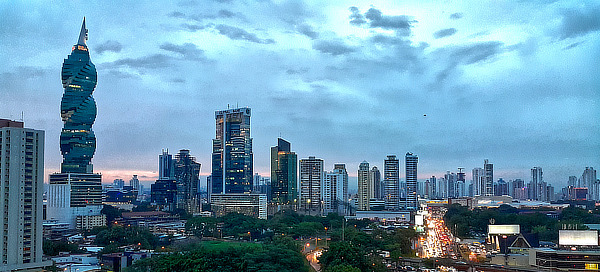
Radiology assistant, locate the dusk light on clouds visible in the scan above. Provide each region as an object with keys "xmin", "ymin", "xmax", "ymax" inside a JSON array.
[{"xmin": 1, "ymin": 0, "xmax": 598, "ymax": 189}]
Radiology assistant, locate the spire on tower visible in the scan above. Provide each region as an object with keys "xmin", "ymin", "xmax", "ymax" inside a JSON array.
[{"xmin": 77, "ymin": 17, "xmax": 88, "ymax": 46}]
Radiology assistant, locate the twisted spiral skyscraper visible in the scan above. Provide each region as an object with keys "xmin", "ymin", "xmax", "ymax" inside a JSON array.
[{"xmin": 60, "ymin": 18, "xmax": 97, "ymax": 173}]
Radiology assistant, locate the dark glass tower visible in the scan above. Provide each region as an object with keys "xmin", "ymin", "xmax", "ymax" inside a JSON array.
[
  {"xmin": 211, "ymin": 107, "xmax": 253, "ymax": 195},
  {"xmin": 60, "ymin": 17, "xmax": 97, "ymax": 174},
  {"xmin": 270, "ymin": 138, "xmax": 297, "ymax": 205}
]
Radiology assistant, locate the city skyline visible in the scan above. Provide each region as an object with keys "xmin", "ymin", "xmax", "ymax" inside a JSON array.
[{"xmin": 1, "ymin": 1, "xmax": 598, "ymax": 187}]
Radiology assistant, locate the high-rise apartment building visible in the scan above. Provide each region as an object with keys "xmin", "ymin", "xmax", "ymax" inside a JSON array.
[
  {"xmin": 405, "ymin": 153, "xmax": 418, "ymax": 210},
  {"xmin": 530, "ymin": 167, "xmax": 543, "ymax": 200},
  {"xmin": 323, "ymin": 164, "xmax": 348, "ymax": 215},
  {"xmin": 0, "ymin": 120, "xmax": 50, "ymax": 270},
  {"xmin": 159, "ymin": 149, "xmax": 175, "ymax": 180},
  {"xmin": 484, "ymin": 159, "xmax": 494, "ymax": 196},
  {"xmin": 299, "ymin": 156, "xmax": 323, "ymax": 213},
  {"xmin": 47, "ymin": 19, "xmax": 105, "ymax": 230},
  {"xmin": 175, "ymin": 149, "xmax": 201, "ymax": 214},
  {"xmin": 357, "ymin": 161, "xmax": 371, "ymax": 211},
  {"xmin": 270, "ymin": 138, "xmax": 297, "ymax": 205},
  {"xmin": 152, "ymin": 150, "xmax": 177, "ymax": 211},
  {"xmin": 445, "ymin": 171, "xmax": 457, "ymax": 198},
  {"xmin": 429, "ymin": 176, "xmax": 437, "ymax": 198},
  {"xmin": 472, "ymin": 167, "xmax": 484, "ymax": 196},
  {"xmin": 211, "ymin": 107, "xmax": 253, "ymax": 195},
  {"xmin": 383, "ymin": 155, "xmax": 399, "ymax": 210},
  {"xmin": 581, "ymin": 167, "xmax": 598, "ymax": 201},
  {"xmin": 370, "ymin": 166, "xmax": 382, "ymax": 200}
]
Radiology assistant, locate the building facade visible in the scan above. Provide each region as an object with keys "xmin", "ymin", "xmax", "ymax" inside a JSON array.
[
  {"xmin": 47, "ymin": 18, "xmax": 105, "ymax": 230},
  {"xmin": 270, "ymin": 138, "xmax": 297, "ymax": 205},
  {"xmin": 211, "ymin": 107, "xmax": 253, "ymax": 195},
  {"xmin": 383, "ymin": 155, "xmax": 399, "ymax": 211},
  {"xmin": 0, "ymin": 120, "xmax": 50, "ymax": 270},
  {"xmin": 357, "ymin": 161, "xmax": 371, "ymax": 211},
  {"xmin": 405, "ymin": 152, "xmax": 418, "ymax": 210},
  {"xmin": 299, "ymin": 156, "xmax": 323, "ymax": 213},
  {"xmin": 484, "ymin": 159, "xmax": 494, "ymax": 196},
  {"xmin": 370, "ymin": 166, "xmax": 382, "ymax": 200},
  {"xmin": 174, "ymin": 150, "xmax": 201, "ymax": 214},
  {"xmin": 210, "ymin": 194, "xmax": 267, "ymax": 220}
]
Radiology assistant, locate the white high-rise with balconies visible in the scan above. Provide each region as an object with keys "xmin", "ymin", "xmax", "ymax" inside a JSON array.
[{"xmin": 0, "ymin": 119, "xmax": 51, "ymax": 271}]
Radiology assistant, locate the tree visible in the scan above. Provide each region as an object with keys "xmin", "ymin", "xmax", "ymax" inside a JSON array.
[
  {"xmin": 326, "ymin": 264, "xmax": 361, "ymax": 272},
  {"xmin": 318, "ymin": 241, "xmax": 386, "ymax": 272}
]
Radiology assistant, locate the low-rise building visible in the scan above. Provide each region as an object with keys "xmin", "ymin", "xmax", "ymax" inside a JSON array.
[{"xmin": 210, "ymin": 194, "xmax": 268, "ymax": 219}]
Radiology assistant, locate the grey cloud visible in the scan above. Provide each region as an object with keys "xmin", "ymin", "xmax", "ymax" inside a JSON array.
[
  {"xmin": 563, "ymin": 40, "xmax": 585, "ymax": 50},
  {"xmin": 557, "ymin": 5, "xmax": 600, "ymax": 39},
  {"xmin": 312, "ymin": 39, "xmax": 356, "ymax": 56},
  {"xmin": 296, "ymin": 23, "xmax": 318, "ymax": 39},
  {"xmin": 104, "ymin": 70, "xmax": 138, "ymax": 79},
  {"xmin": 95, "ymin": 40, "xmax": 122, "ymax": 54},
  {"xmin": 433, "ymin": 28, "xmax": 457, "ymax": 39},
  {"xmin": 0, "ymin": 66, "xmax": 46, "ymax": 85},
  {"xmin": 168, "ymin": 11, "xmax": 186, "ymax": 18},
  {"xmin": 434, "ymin": 41, "xmax": 504, "ymax": 82},
  {"xmin": 451, "ymin": 41, "xmax": 504, "ymax": 65},
  {"xmin": 450, "ymin": 13, "xmax": 463, "ymax": 20},
  {"xmin": 107, "ymin": 54, "xmax": 172, "ymax": 69},
  {"xmin": 215, "ymin": 24, "xmax": 275, "ymax": 44},
  {"xmin": 180, "ymin": 23, "xmax": 206, "ymax": 32},
  {"xmin": 349, "ymin": 6, "xmax": 366, "ymax": 26},
  {"xmin": 159, "ymin": 42, "xmax": 206, "ymax": 61},
  {"xmin": 218, "ymin": 9, "xmax": 235, "ymax": 18},
  {"xmin": 364, "ymin": 8, "xmax": 416, "ymax": 33}
]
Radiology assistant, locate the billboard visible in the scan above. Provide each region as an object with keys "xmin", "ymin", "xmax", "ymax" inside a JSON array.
[
  {"xmin": 559, "ymin": 230, "xmax": 598, "ymax": 246},
  {"xmin": 488, "ymin": 224, "xmax": 520, "ymax": 235}
]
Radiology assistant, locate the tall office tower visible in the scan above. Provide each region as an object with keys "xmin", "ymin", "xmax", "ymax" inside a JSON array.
[
  {"xmin": 568, "ymin": 176, "xmax": 577, "ymax": 187},
  {"xmin": 113, "ymin": 179, "xmax": 125, "ymax": 188},
  {"xmin": 0, "ymin": 120, "xmax": 50, "ymax": 270},
  {"xmin": 472, "ymin": 167, "xmax": 485, "ymax": 196},
  {"xmin": 512, "ymin": 179, "xmax": 527, "ymax": 200},
  {"xmin": 530, "ymin": 167, "xmax": 543, "ymax": 200},
  {"xmin": 581, "ymin": 167, "xmax": 597, "ymax": 200},
  {"xmin": 333, "ymin": 164, "xmax": 348, "ymax": 214},
  {"xmin": 129, "ymin": 175, "xmax": 140, "ymax": 192},
  {"xmin": 299, "ymin": 156, "xmax": 323, "ymax": 213},
  {"xmin": 270, "ymin": 138, "xmax": 297, "ymax": 206},
  {"xmin": 424, "ymin": 179, "xmax": 430, "ymax": 199},
  {"xmin": 370, "ymin": 166, "xmax": 382, "ymax": 200},
  {"xmin": 323, "ymin": 165, "xmax": 348, "ymax": 215},
  {"xmin": 430, "ymin": 176, "xmax": 437, "ymax": 198},
  {"xmin": 383, "ymin": 155, "xmax": 399, "ymax": 211},
  {"xmin": 152, "ymin": 150, "xmax": 177, "ymax": 211},
  {"xmin": 159, "ymin": 149, "xmax": 175, "ymax": 180},
  {"xmin": 174, "ymin": 150, "xmax": 201, "ymax": 214},
  {"xmin": 357, "ymin": 161, "xmax": 371, "ymax": 211},
  {"xmin": 494, "ymin": 178, "xmax": 509, "ymax": 196},
  {"xmin": 445, "ymin": 171, "xmax": 456, "ymax": 199},
  {"xmin": 405, "ymin": 153, "xmax": 418, "ymax": 210},
  {"xmin": 47, "ymin": 19, "xmax": 105, "ymax": 229},
  {"xmin": 483, "ymin": 159, "xmax": 494, "ymax": 196},
  {"xmin": 457, "ymin": 168, "xmax": 466, "ymax": 197},
  {"xmin": 211, "ymin": 107, "xmax": 253, "ymax": 195}
]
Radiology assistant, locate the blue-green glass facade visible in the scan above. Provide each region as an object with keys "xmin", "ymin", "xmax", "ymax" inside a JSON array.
[
  {"xmin": 211, "ymin": 108, "xmax": 253, "ymax": 195},
  {"xmin": 60, "ymin": 19, "xmax": 97, "ymax": 174}
]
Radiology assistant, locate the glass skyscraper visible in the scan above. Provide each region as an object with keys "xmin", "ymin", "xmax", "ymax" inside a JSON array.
[
  {"xmin": 59, "ymin": 17, "xmax": 97, "ymax": 174},
  {"xmin": 211, "ymin": 107, "xmax": 253, "ymax": 195},
  {"xmin": 383, "ymin": 155, "xmax": 399, "ymax": 211},
  {"xmin": 405, "ymin": 152, "xmax": 418, "ymax": 210},
  {"xmin": 270, "ymin": 138, "xmax": 297, "ymax": 205}
]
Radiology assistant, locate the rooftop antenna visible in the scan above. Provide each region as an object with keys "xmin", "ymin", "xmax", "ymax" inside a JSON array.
[
  {"xmin": 21, "ymin": 111, "xmax": 24, "ymax": 122},
  {"xmin": 227, "ymin": 103, "xmax": 230, "ymax": 109}
]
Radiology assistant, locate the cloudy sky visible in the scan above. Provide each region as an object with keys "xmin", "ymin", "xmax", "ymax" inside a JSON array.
[{"xmin": 1, "ymin": 0, "xmax": 598, "ymax": 189}]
